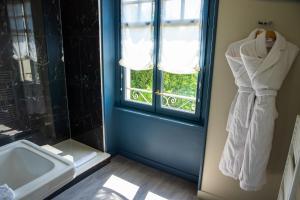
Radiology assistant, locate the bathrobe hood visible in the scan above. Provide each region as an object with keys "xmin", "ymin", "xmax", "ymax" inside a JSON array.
[{"xmin": 241, "ymin": 31, "xmax": 299, "ymax": 93}]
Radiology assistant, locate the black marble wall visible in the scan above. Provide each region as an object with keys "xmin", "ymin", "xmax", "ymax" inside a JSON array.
[
  {"xmin": 60, "ymin": 0, "xmax": 103, "ymax": 150},
  {"xmin": 0, "ymin": 0, "xmax": 70, "ymax": 146}
]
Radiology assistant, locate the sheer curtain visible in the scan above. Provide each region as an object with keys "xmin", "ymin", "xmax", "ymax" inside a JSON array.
[
  {"xmin": 158, "ymin": 0, "xmax": 202, "ymax": 74},
  {"xmin": 119, "ymin": 0, "xmax": 202, "ymax": 74},
  {"xmin": 119, "ymin": 26, "xmax": 154, "ymax": 70},
  {"xmin": 119, "ymin": 0, "xmax": 155, "ymax": 71}
]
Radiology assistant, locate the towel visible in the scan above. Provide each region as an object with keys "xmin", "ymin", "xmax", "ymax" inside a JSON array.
[{"xmin": 0, "ymin": 184, "xmax": 15, "ymax": 200}]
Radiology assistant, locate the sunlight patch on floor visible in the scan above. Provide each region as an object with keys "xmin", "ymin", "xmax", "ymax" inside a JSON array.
[
  {"xmin": 103, "ymin": 175, "xmax": 139, "ymax": 200},
  {"xmin": 145, "ymin": 191, "xmax": 168, "ymax": 200}
]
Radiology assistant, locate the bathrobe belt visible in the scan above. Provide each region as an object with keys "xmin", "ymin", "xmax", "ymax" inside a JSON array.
[
  {"xmin": 238, "ymin": 88, "xmax": 277, "ymax": 128},
  {"xmin": 255, "ymin": 89, "xmax": 277, "ymax": 97},
  {"xmin": 238, "ymin": 86, "xmax": 255, "ymax": 128}
]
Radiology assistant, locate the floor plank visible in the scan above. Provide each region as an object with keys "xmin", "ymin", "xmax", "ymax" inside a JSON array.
[{"xmin": 53, "ymin": 155, "xmax": 198, "ymax": 200}]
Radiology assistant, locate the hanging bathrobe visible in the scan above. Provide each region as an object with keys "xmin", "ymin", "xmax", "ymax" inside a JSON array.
[
  {"xmin": 239, "ymin": 31, "xmax": 299, "ymax": 191},
  {"xmin": 219, "ymin": 29, "xmax": 260, "ymax": 179}
]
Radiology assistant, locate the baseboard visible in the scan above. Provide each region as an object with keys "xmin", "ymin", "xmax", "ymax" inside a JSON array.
[
  {"xmin": 197, "ymin": 190, "xmax": 223, "ymax": 200},
  {"xmin": 119, "ymin": 150, "xmax": 199, "ymax": 182}
]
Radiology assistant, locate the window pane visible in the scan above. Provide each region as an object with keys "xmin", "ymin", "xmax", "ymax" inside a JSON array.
[
  {"xmin": 125, "ymin": 69, "xmax": 153, "ymax": 105},
  {"xmin": 162, "ymin": 0, "xmax": 181, "ymax": 21},
  {"xmin": 121, "ymin": 0, "xmax": 155, "ymax": 105},
  {"xmin": 161, "ymin": 72, "xmax": 198, "ymax": 113},
  {"xmin": 120, "ymin": 26, "xmax": 154, "ymax": 70},
  {"xmin": 123, "ymin": 4, "xmax": 139, "ymax": 23},
  {"xmin": 158, "ymin": 25, "xmax": 200, "ymax": 74},
  {"xmin": 140, "ymin": 2, "xmax": 153, "ymax": 22},
  {"xmin": 120, "ymin": 0, "xmax": 154, "ymax": 70},
  {"xmin": 184, "ymin": 0, "xmax": 202, "ymax": 20},
  {"xmin": 159, "ymin": 0, "xmax": 202, "ymax": 113},
  {"xmin": 122, "ymin": 1, "xmax": 154, "ymax": 24},
  {"xmin": 159, "ymin": 0, "xmax": 202, "ymax": 74}
]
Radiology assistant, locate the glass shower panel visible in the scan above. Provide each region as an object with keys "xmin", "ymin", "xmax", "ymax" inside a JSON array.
[{"xmin": 0, "ymin": 0, "xmax": 70, "ymax": 146}]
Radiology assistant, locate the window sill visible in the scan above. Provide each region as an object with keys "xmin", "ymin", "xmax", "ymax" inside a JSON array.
[{"xmin": 114, "ymin": 106, "xmax": 204, "ymax": 128}]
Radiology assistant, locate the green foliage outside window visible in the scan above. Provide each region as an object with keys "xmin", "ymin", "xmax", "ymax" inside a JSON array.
[
  {"xmin": 130, "ymin": 69, "xmax": 198, "ymax": 112},
  {"xmin": 130, "ymin": 70, "xmax": 153, "ymax": 104},
  {"xmin": 162, "ymin": 72, "xmax": 198, "ymax": 112}
]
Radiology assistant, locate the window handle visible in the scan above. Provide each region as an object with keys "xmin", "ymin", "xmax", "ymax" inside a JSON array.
[{"xmin": 155, "ymin": 89, "xmax": 163, "ymax": 96}]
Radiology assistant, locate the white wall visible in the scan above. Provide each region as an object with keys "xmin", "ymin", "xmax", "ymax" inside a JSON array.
[{"xmin": 200, "ymin": 0, "xmax": 300, "ymax": 199}]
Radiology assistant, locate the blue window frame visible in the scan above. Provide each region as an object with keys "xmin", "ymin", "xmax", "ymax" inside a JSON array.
[{"xmin": 116, "ymin": 0, "xmax": 218, "ymax": 124}]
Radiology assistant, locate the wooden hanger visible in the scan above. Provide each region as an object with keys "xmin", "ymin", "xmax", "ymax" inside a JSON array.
[{"xmin": 256, "ymin": 30, "xmax": 276, "ymax": 41}]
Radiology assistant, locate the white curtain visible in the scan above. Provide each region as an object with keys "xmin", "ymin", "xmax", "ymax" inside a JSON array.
[
  {"xmin": 119, "ymin": 0, "xmax": 154, "ymax": 71},
  {"xmin": 119, "ymin": 26, "xmax": 154, "ymax": 71},
  {"xmin": 158, "ymin": 0, "xmax": 202, "ymax": 74},
  {"xmin": 119, "ymin": 0, "xmax": 202, "ymax": 74},
  {"xmin": 7, "ymin": 1, "xmax": 37, "ymax": 62},
  {"xmin": 158, "ymin": 25, "xmax": 200, "ymax": 74}
]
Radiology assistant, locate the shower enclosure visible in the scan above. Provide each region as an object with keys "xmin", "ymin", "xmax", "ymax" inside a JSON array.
[
  {"xmin": 0, "ymin": 0, "xmax": 105, "ymax": 165},
  {"xmin": 0, "ymin": 0, "xmax": 70, "ymax": 146}
]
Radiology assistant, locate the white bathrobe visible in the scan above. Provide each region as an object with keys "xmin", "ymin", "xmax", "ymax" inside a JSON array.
[
  {"xmin": 239, "ymin": 31, "xmax": 299, "ymax": 191},
  {"xmin": 219, "ymin": 29, "xmax": 260, "ymax": 179}
]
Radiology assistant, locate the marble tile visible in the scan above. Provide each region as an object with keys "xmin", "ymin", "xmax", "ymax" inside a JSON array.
[
  {"xmin": 0, "ymin": 0, "xmax": 103, "ymax": 149},
  {"xmin": 61, "ymin": 0, "xmax": 103, "ymax": 150},
  {"xmin": 60, "ymin": 0, "xmax": 99, "ymax": 36}
]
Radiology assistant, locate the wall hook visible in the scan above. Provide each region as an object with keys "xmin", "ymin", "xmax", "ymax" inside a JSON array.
[{"xmin": 258, "ymin": 20, "xmax": 273, "ymax": 26}]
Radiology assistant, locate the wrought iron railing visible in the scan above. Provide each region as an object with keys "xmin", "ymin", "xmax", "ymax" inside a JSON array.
[
  {"xmin": 160, "ymin": 92, "xmax": 196, "ymax": 113},
  {"xmin": 126, "ymin": 87, "xmax": 196, "ymax": 113},
  {"xmin": 126, "ymin": 87, "xmax": 152, "ymax": 104}
]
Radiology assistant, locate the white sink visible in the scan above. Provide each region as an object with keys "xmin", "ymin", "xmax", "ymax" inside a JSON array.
[{"xmin": 0, "ymin": 140, "xmax": 75, "ymax": 200}]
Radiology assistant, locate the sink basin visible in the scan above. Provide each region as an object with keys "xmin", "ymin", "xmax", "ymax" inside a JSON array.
[{"xmin": 0, "ymin": 140, "xmax": 75, "ymax": 200}]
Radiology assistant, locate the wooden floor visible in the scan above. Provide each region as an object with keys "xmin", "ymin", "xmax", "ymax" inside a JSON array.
[{"xmin": 53, "ymin": 155, "xmax": 198, "ymax": 200}]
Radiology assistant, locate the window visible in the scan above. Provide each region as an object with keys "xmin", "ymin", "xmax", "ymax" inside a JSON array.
[
  {"xmin": 120, "ymin": 0, "xmax": 155, "ymax": 105},
  {"xmin": 118, "ymin": 0, "xmax": 212, "ymax": 121}
]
